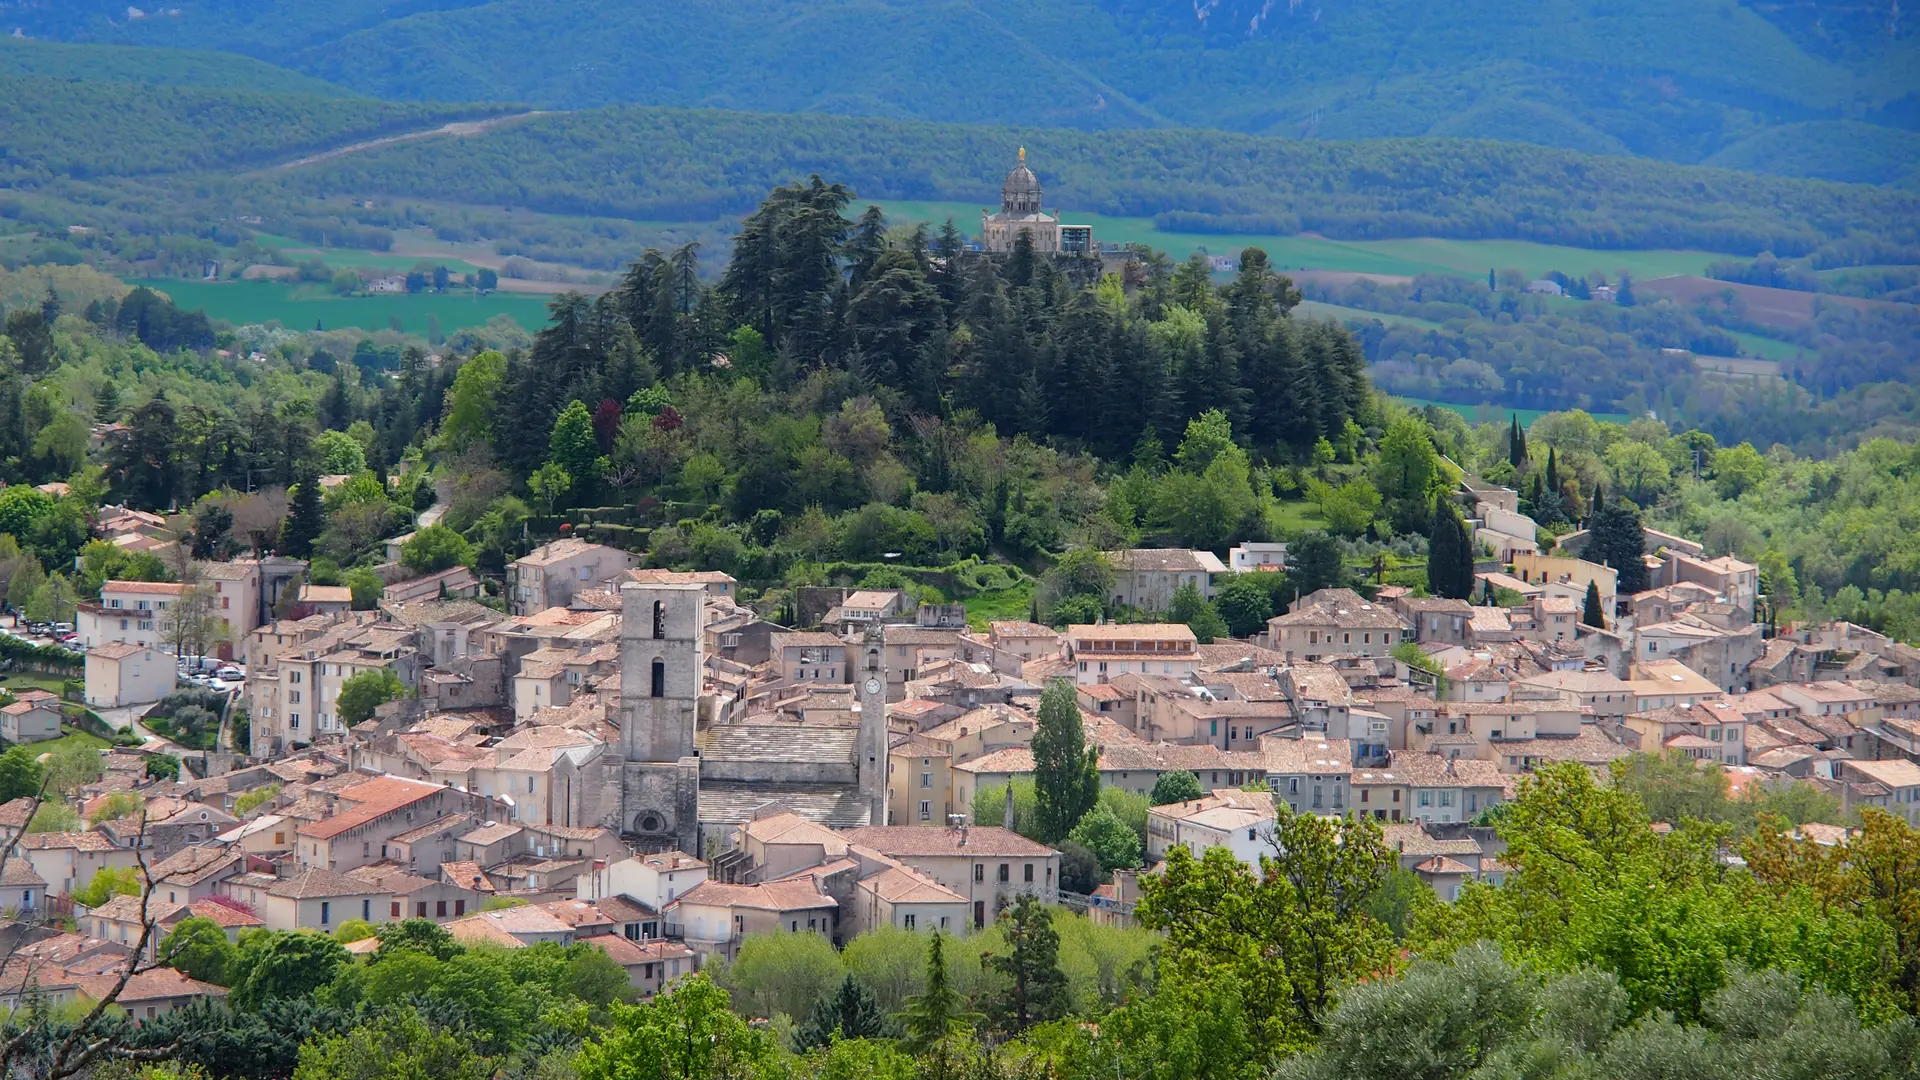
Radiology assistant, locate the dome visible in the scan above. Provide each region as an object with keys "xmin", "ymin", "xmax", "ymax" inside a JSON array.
[{"xmin": 1001, "ymin": 147, "xmax": 1042, "ymax": 214}]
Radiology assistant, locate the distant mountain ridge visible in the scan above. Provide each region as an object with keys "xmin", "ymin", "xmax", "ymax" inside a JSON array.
[{"xmin": 7, "ymin": 0, "xmax": 1916, "ymax": 179}]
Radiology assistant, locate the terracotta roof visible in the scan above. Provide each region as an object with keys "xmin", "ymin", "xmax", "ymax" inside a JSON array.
[
  {"xmin": 844, "ymin": 825, "xmax": 1054, "ymax": 858},
  {"xmin": 297, "ymin": 776, "xmax": 445, "ymax": 840},
  {"xmin": 860, "ymin": 863, "xmax": 967, "ymax": 904},
  {"xmin": 151, "ymin": 846, "xmax": 242, "ymax": 885},
  {"xmin": 74, "ymin": 967, "xmax": 225, "ymax": 1005},
  {"xmin": 441, "ymin": 860, "xmax": 495, "ymax": 892},
  {"xmin": 1412, "ymin": 855, "xmax": 1478, "ymax": 875},
  {"xmin": 188, "ymin": 899, "xmax": 263, "ymax": 928},
  {"xmin": 267, "ymin": 868, "xmax": 383, "ymax": 899},
  {"xmin": 1262, "ymin": 738, "xmax": 1353, "ymax": 776},
  {"xmin": 459, "ymin": 823, "xmax": 524, "ymax": 847},
  {"xmin": 587, "ymin": 933, "xmax": 694, "ymax": 966},
  {"xmin": 101, "ymin": 581, "xmax": 187, "ymax": 596},
  {"xmin": 87, "ymin": 642, "xmax": 153, "ymax": 661},
  {"xmin": 670, "ymin": 878, "xmax": 837, "ymax": 913}
]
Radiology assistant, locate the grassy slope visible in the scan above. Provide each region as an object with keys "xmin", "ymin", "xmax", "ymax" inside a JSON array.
[{"xmin": 132, "ymin": 278, "xmax": 555, "ymax": 333}]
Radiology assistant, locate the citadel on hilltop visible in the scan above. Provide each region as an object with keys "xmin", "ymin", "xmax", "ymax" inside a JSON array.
[{"xmin": 979, "ymin": 147, "xmax": 1094, "ymax": 256}]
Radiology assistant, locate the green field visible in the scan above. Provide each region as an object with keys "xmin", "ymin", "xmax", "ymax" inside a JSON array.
[
  {"xmin": 1295, "ymin": 299, "xmax": 1444, "ymax": 332},
  {"xmin": 136, "ymin": 278, "xmax": 554, "ymax": 333},
  {"xmin": 1394, "ymin": 396, "xmax": 1630, "ymax": 426},
  {"xmin": 875, "ymin": 201, "xmax": 1724, "ymax": 282},
  {"xmin": 1727, "ymin": 329, "xmax": 1809, "ymax": 361},
  {"xmin": 252, "ymin": 233, "xmax": 489, "ymax": 275}
]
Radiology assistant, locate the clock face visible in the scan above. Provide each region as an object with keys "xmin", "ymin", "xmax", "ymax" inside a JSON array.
[{"xmin": 865, "ymin": 678, "xmax": 882, "ymax": 695}]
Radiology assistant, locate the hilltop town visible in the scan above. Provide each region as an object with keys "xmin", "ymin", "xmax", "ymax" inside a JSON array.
[{"xmin": 2, "ymin": 454, "xmax": 1915, "ymax": 1038}]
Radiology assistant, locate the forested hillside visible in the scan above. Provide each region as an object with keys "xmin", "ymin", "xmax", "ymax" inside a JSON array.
[
  {"xmin": 0, "ymin": 75, "xmax": 504, "ymax": 181},
  {"xmin": 14, "ymin": 0, "xmax": 1915, "ymax": 175},
  {"xmin": 277, "ymin": 105, "xmax": 1920, "ymax": 255},
  {"xmin": 0, "ymin": 38, "xmax": 355, "ymax": 96}
]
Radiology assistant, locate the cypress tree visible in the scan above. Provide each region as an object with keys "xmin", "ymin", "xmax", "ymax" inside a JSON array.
[
  {"xmin": 1589, "ymin": 496, "xmax": 1650, "ymax": 594},
  {"xmin": 1508, "ymin": 415, "xmax": 1525, "ymax": 468},
  {"xmin": 1583, "ymin": 578, "xmax": 1606, "ymax": 628},
  {"xmin": 1427, "ymin": 496, "xmax": 1475, "ymax": 600},
  {"xmin": 1545, "ymin": 445, "xmax": 1560, "ymax": 495},
  {"xmin": 283, "ymin": 462, "xmax": 326, "ymax": 557}
]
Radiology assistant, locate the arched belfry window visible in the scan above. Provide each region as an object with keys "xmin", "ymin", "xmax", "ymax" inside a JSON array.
[
  {"xmin": 652, "ymin": 600, "xmax": 666, "ymax": 639},
  {"xmin": 650, "ymin": 659, "xmax": 665, "ymax": 698},
  {"xmin": 867, "ymin": 649, "xmax": 879, "ymax": 672}
]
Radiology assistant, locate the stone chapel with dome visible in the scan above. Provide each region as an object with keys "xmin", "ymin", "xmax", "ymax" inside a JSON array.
[{"xmin": 979, "ymin": 148, "xmax": 1093, "ymax": 256}]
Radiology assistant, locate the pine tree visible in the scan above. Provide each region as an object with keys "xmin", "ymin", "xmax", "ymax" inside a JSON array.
[
  {"xmin": 1427, "ymin": 497, "xmax": 1475, "ymax": 600},
  {"xmin": 795, "ymin": 975, "xmax": 887, "ymax": 1050},
  {"xmin": 986, "ymin": 894, "xmax": 1070, "ymax": 1035},
  {"xmin": 1583, "ymin": 578, "xmax": 1606, "ymax": 628},
  {"xmin": 1588, "ymin": 496, "xmax": 1649, "ymax": 594},
  {"xmin": 897, "ymin": 933, "xmax": 980, "ymax": 1053},
  {"xmin": 283, "ymin": 462, "xmax": 326, "ymax": 557},
  {"xmin": 1031, "ymin": 680, "xmax": 1099, "ymax": 842}
]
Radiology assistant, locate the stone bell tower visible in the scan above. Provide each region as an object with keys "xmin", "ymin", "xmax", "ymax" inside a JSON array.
[
  {"xmin": 857, "ymin": 625, "xmax": 889, "ymax": 826},
  {"xmin": 617, "ymin": 581, "xmax": 703, "ymax": 854}
]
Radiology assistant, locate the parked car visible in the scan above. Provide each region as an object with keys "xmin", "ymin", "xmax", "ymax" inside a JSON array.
[
  {"xmin": 50, "ymin": 622, "xmax": 72, "ymax": 635},
  {"xmin": 213, "ymin": 666, "xmax": 243, "ymax": 681}
]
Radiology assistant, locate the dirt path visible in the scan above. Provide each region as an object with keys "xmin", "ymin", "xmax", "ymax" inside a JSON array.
[{"xmin": 248, "ymin": 110, "xmax": 550, "ymax": 176}]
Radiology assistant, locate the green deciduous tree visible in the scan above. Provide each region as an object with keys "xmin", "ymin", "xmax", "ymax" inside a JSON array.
[
  {"xmin": 294, "ymin": 1006, "xmax": 493, "ymax": 1080},
  {"xmin": 335, "ymin": 668, "xmax": 404, "ymax": 727},
  {"xmin": 162, "ymin": 915, "xmax": 241, "ymax": 985},
  {"xmin": 73, "ymin": 866, "xmax": 140, "ymax": 907},
  {"xmin": 716, "ymin": 931, "xmax": 843, "ymax": 1023},
  {"xmin": 1068, "ymin": 802, "xmax": 1144, "ymax": 872},
  {"xmin": 1212, "ymin": 574, "xmax": 1274, "ymax": 638},
  {"xmin": 576, "ymin": 975, "xmax": 780, "ymax": 1080},
  {"xmin": 399, "ymin": 524, "xmax": 473, "ymax": 574},
  {"xmin": 1168, "ymin": 580, "xmax": 1228, "ymax": 642},
  {"xmin": 1032, "ymin": 680, "xmax": 1099, "ymax": 843},
  {"xmin": 231, "ymin": 931, "xmax": 350, "ymax": 1011},
  {"xmin": 1139, "ymin": 808, "xmax": 1398, "ymax": 1053},
  {"xmin": 1151, "ymin": 770, "xmax": 1205, "ymax": 805}
]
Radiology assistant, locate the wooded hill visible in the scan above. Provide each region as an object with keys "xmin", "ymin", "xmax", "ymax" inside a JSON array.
[
  {"xmin": 17, "ymin": 0, "xmax": 1916, "ymax": 179},
  {"xmin": 274, "ymin": 105, "xmax": 1920, "ymax": 256}
]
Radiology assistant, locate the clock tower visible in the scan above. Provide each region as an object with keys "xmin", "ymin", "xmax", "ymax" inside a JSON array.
[{"xmin": 858, "ymin": 625, "xmax": 889, "ymax": 825}]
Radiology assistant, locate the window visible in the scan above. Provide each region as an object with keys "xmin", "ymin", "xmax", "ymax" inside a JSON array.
[
  {"xmin": 997, "ymin": 863, "xmax": 1009, "ymax": 883},
  {"xmin": 920, "ymin": 800, "xmax": 931, "ymax": 821},
  {"xmin": 1024, "ymin": 863, "xmax": 1034, "ymax": 883},
  {"xmin": 436, "ymin": 900, "xmax": 447, "ymax": 917},
  {"xmin": 418, "ymin": 902, "xmax": 428, "ymax": 917},
  {"xmin": 650, "ymin": 659, "xmax": 665, "ymax": 697},
  {"xmin": 320, "ymin": 902, "xmax": 330, "ymax": 925},
  {"xmin": 921, "ymin": 772, "xmax": 931, "ymax": 788},
  {"xmin": 290, "ymin": 713, "xmax": 300, "ymax": 729},
  {"xmin": 1360, "ymin": 789, "xmax": 1370, "ymax": 803},
  {"xmin": 454, "ymin": 899, "xmax": 465, "ymax": 916},
  {"xmin": 528, "ymin": 776, "xmax": 536, "ymax": 792},
  {"xmin": 362, "ymin": 899, "xmax": 371, "ymax": 920},
  {"xmin": 652, "ymin": 600, "xmax": 666, "ymax": 639},
  {"xmin": 392, "ymin": 902, "xmax": 402, "ymax": 918},
  {"xmin": 940, "ymin": 916, "xmax": 950, "ymax": 929},
  {"xmin": 119, "ymin": 619, "xmax": 128, "ymax": 630},
  {"xmin": 974, "ymin": 864, "xmax": 984, "ymax": 882},
  {"xmin": 1418, "ymin": 791, "xmax": 1433, "ymax": 807}
]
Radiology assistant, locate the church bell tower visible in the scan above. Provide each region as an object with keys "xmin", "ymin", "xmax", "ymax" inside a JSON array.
[
  {"xmin": 857, "ymin": 625, "xmax": 889, "ymax": 826},
  {"xmin": 617, "ymin": 581, "xmax": 704, "ymax": 854}
]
